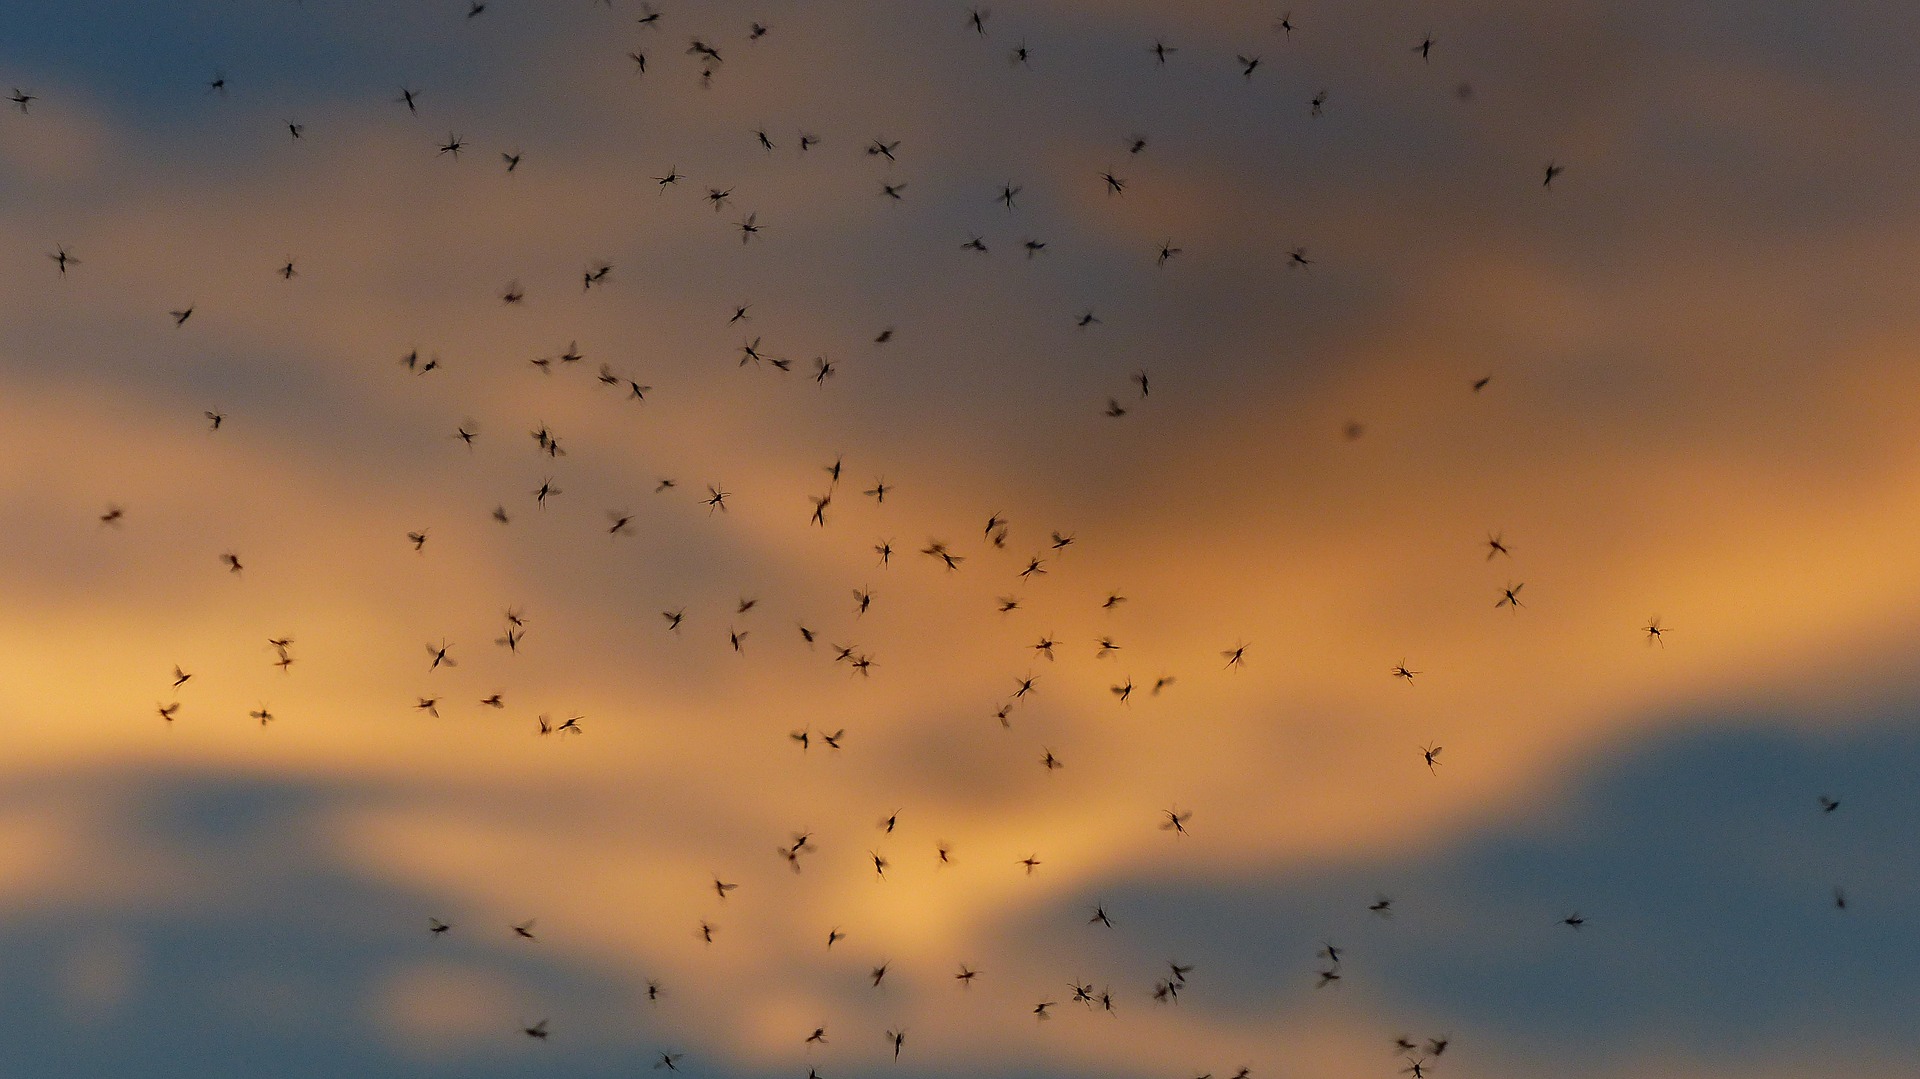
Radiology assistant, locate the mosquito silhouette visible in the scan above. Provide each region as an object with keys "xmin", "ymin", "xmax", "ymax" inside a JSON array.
[{"xmin": 1421, "ymin": 743, "xmax": 1442, "ymax": 773}]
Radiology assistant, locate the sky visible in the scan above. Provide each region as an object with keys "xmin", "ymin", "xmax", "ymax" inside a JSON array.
[{"xmin": 4, "ymin": 1, "xmax": 1920, "ymax": 1076}]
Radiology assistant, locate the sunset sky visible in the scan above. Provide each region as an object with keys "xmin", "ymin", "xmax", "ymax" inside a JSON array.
[{"xmin": 4, "ymin": 1, "xmax": 1920, "ymax": 1077}]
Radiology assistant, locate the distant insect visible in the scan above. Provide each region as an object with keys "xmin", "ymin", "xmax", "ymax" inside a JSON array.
[
  {"xmin": 1421, "ymin": 743, "xmax": 1442, "ymax": 773},
  {"xmin": 1644, "ymin": 616, "xmax": 1666, "ymax": 646}
]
